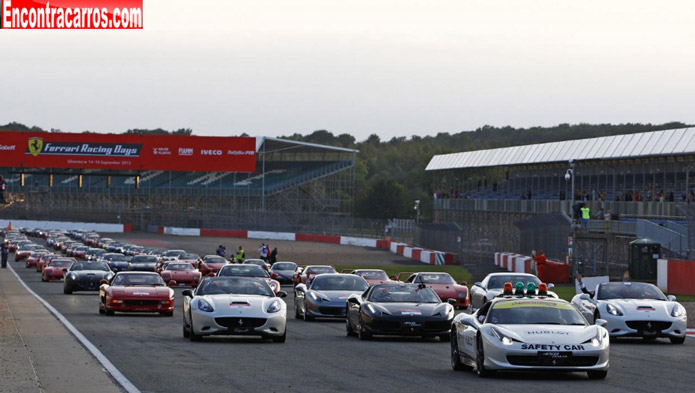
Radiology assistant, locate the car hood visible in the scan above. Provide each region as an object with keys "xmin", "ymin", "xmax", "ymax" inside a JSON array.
[
  {"xmin": 426, "ymin": 283, "xmax": 467, "ymax": 295},
  {"xmin": 112, "ymin": 286, "xmax": 171, "ymax": 298},
  {"xmin": 493, "ymin": 324, "xmax": 598, "ymax": 345},
  {"xmin": 310, "ymin": 290, "xmax": 364, "ymax": 303},
  {"xmin": 108, "ymin": 261, "xmax": 129, "ymax": 266},
  {"xmin": 598, "ymin": 299, "xmax": 676, "ymax": 318},
  {"xmin": 163, "ymin": 270, "xmax": 200, "ymax": 277},
  {"xmin": 202, "ymin": 295, "xmax": 280, "ymax": 315},
  {"xmin": 70, "ymin": 270, "xmax": 112, "ymax": 277},
  {"xmin": 372, "ymin": 302, "xmax": 448, "ymax": 317}
]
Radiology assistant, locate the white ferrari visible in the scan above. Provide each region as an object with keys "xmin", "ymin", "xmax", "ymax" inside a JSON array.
[
  {"xmin": 571, "ymin": 281, "xmax": 687, "ymax": 344},
  {"xmin": 182, "ymin": 276, "xmax": 288, "ymax": 342}
]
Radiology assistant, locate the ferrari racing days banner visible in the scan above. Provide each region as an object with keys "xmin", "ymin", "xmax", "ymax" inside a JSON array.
[{"xmin": 0, "ymin": 131, "xmax": 257, "ymax": 172}]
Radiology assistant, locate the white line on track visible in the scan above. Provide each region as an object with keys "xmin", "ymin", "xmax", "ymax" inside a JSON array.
[{"xmin": 8, "ymin": 264, "xmax": 141, "ymax": 393}]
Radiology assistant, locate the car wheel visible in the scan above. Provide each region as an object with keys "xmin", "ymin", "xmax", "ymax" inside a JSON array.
[
  {"xmin": 346, "ymin": 311, "xmax": 357, "ymax": 337},
  {"xmin": 303, "ymin": 301, "xmax": 314, "ymax": 322},
  {"xmin": 670, "ymin": 336, "xmax": 686, "ymax": 344},
  {"xmin": 41, "ymin": 276, "xmax": 47, "ymax": 282},
  {"xmin": 63, "ymin": 286, "xmax": 72, "ymax": 295},
  {"xmin": 593, "ymin": 311, "xmax": 600, "ymax": 324},
  {"xmin": 272, "ymin": 330, "xmax": 287, "ymax": 343},
  {"xmin": 451, "ymin": 332, "xmax": 471, "ymax": 371},
  {"xmin": 189, "ymin": 313, "xmax": 202, "ymax": 341},
  {"xmin": 183, "ymin": 322, "xmax": 190, "ymax": 338},
  {"xmin": 105, "ymin": 308, "xmax": 114, "ymax": 316},
  {"xmin": 98, "ymin": 302, "xmax": 105, "ymax": 314},
  {"xmin": 476, "ymin": 335, "xmax": 496, "ymax": 378},
  {"xmin": 294, "ymin": 302, "xmax": 302, "ymax": 319},
  {"xmin": 358, "ymin": 316, "xmax": 372, "ymax": 341},
  {"xmin": 587, "ymin": 370, "xmax": 608, "ymax": 379}
]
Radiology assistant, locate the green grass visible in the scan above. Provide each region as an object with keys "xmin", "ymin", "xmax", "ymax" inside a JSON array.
[{"xmin": 334, "ymin": 265, "xmax": 473, "ymax": 285}]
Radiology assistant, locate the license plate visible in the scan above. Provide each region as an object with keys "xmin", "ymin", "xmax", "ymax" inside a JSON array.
[
  {"xmin": 538, "ymin": 351, "xmax": 571, "ymax": 360},
  {"xmin": 233, "ymin": 327, "xmax": 250, "ymax": 333}
]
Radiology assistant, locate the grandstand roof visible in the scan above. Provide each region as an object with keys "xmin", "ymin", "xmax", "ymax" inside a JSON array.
[
  {"xmin": 426, "ymin": 127, "xmax": 695, "ymax": 171},
  {"xmin": 258, "ymin": 137, "xmax": 359, "ymax": 154}
]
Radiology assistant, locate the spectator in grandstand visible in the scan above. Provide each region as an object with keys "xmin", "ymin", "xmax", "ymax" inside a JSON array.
[
  {"xmin": 216, "ymin": 245, "xmax": 226, "ymax": 258},
  {"xmin": 595, "ymin": 208, "xmax": 605, "ymax": 220},
  {"xmin": 259, "ymin": 243, "xmax": 268, "ymax": 261},
  {"xmin": 1, "ymin": 240, "xmax": 8, "ymax": 268},
  {"xmin": 270, "ymin": 247, "xmax": 278, "ymax": 265},
  {"xmin": 235, "ymin": 246, "xmax": 245, "ymax": 263},
  {"xmin": 0, "ymin": 175, "xmax": 6, "ymax": 203}
]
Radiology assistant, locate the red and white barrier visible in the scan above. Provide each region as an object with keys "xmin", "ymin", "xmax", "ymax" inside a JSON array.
[
  {"xmin": 657, "ymin": 259, "xmax": 695, "ymax": 296},
  {"xmin": 1, "ymin": 219, "xmax": 132, "ymax": 233},
  {"xmin": 494, "ymin": 251, "xmax": 570, "ymax": 283},
  {"xmin": 156, "ymin": 226, "xmax": 457, "ymax": 265}
]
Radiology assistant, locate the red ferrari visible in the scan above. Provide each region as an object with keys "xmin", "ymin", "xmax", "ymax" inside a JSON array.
[
  {"xmin": 397, "ymin": 272, "xmax": 469, "ymax": 309},
  {"xmin": 343, "ymin": 269, "xmax": 394, "ymax": 286},
  {"xmin": 293, "ymin": 265, "xmax": 336, "ymax": 286},
  {"xmin": 197, "ymin": 255, "xmax": 228, "ymax": 276},
  {"xmin": 160, "ymin": 262, "xmax": 202, "ymax": 287},
  {"xmin": 99, "ymin": 272, "xmax": 175, "ymax": 316},
  {"xmin": 36, "ymin": 254, "xmax": 56, "ymax": 272},
  {"xmin": 26, "ymin": 251, "xmax": 50, "ymax": 269},
  {"xmin": 42, "ymin": 258, "xmax": 75, "ymax": 282}
]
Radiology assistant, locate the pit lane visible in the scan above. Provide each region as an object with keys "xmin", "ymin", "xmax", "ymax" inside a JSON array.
[{"xmin": 10, "ymin": 234, "xmax": 694, "ymax": 393}]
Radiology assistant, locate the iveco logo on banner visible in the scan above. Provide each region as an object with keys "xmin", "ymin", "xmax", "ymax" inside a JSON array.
[
  {"xmin": 201, "ymin": 149, "xmax": 223, "ymax": 156},
  {"xmin": 25, "ymin": 138, "xmax": 141, "ymax": 157}
]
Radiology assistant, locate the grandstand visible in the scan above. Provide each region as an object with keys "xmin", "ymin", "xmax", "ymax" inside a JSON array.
[
  {"xmin": 425, "ymin": 127, "xmax": 695, "ymax": 277},
  {"xmin": 0, "ymin": 137, "xmax": 364, "ymax": 234}
]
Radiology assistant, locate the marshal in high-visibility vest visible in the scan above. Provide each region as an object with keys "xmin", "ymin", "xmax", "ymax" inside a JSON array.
[{"xmin": 580, "ymin": 206, "xmax": 591, "ymax": 220}]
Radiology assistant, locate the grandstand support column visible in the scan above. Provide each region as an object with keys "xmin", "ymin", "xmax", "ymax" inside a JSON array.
[{"xmin": 262, "ymin": 142, "xmax": 266, "ymax": 212}]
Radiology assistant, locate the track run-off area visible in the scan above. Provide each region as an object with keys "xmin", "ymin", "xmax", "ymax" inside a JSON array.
[{"xmin": 8, "ymin": 233, "xmax": 695, "ymax": 393}]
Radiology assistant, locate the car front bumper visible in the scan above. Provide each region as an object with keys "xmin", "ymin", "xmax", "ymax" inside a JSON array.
[
  {"xmin": 484, "ymin": 339, "xmax": 610, "ymax": 372},
  {"xmin": 191, "ymin": 310, "xmax": 286, "ymax": 338},
  {"xmin": 603, "ymin": 314, "xmax": 687, "ymax": 338},
  {"xmin": 362, "ymin": 314, "xmax": 452, "ymax": 337}
]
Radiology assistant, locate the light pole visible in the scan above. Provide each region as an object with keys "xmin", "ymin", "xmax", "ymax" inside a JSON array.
[
  {"xmin": 565, "ymin": 160, "xmax": 576, "ymax": 275},
  {"xmin": 414, "ymin": 200, "xmax": 421, "ymax": 224}
]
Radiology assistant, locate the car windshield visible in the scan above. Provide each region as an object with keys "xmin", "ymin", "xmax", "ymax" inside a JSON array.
[
  {"xmin": 93, "ymin": 250, "xmax": 106, "ymax": 255},
  {"xmin": 415, "ymin": 273, "xmax": 456, "ymax": 285},
  {"xmin": 218, "ymin": 265, "xmax": 268, "ymax": 278},
  {"xmin": 306, "ymin": 266, "xmax": 336, "ymax": 275},
  {"xmin": 310, "ymin": 275, "xmax": 369, "ymax": 291},
  {"xmin": 272, "ymin": 262, "xmax": 296, "ymax": 271},
  {"xmin": 204, "ymin": 257, "xmax": 227, "ymax": 264},
  {"xmin": 163, "ymin": 250, "xmax": 186, "ymax": 257},
  {"xmin": 107, "ymin": 255, "xmax": 128, "ymax": 262},
  {"xmin": 131, "ymin": 255, "xmax": 158, "ymax": 263},
  {"xmin": 357, "ymin": 270, "xmax": 389, "ymax": 280},
  {"xmin": 596, "ymin": 282, "xmax": 667, "ymax": 301},
  {"xmin": 166, "ymin": 264, "xmax": 193, "ymax": 271},
  {"xmin": 71, "ymin": 262, "xmax": 110, "ymax": 271},
  {"xmin": 487, "ymin": 275, "xmax": 541, "ymax": 290},
  {"xmin": 49, "ymin": 260, "xmax": 73, "ymax": 267},
  {"xmin": 197, "ymin": 278, "xmax": 274, "ymax": 296},
  {"xmin": 180, "ymin": 253, "xmax": 199, "ymax": 260},
  {"xmin": 368, "ymin": 285, "xmax": 440, "ymax": 303},
  {"xmin": 112, "ymin": 274, "xmax": 165, "ymax": 286},
  {"xmin": 487, "ymin": 300, "xmax": 586, "ymax": 325}
]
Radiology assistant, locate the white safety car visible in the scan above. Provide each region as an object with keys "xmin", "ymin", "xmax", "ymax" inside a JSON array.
[
  {"xmin": 451, "ymin": 283, "xmax": 610, "ymax": 379},
  {"xmin": 182, "ymin": 276, "xmax": 287, "ymax": 342},
  {"xmin": 571, "ymin": 281, "xmax": 687, "ymax": 344},
  {"xmin": 470, "ymin": 273, "xmax": 557, "ymax": 310}
]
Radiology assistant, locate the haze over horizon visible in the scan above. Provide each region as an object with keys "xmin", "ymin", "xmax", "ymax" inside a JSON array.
[{"xmin": 2, "ymin": 0, "xmax": 693, "ymax": 140}]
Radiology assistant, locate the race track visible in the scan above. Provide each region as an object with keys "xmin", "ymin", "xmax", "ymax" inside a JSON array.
[{"xmin": 9, "ymin": 234, "xmax": 694, "ymax": 393}]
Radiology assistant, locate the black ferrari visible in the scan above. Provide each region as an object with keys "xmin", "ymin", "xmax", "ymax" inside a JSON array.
[{"xmin": 346, "ymin": 283, "xmax": 455, "ymax": 341}]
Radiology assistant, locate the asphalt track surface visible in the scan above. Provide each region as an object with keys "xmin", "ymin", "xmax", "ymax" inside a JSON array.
[{"xmin": 11, "ymin": 234, "xmax": 695, "ymax": 393}]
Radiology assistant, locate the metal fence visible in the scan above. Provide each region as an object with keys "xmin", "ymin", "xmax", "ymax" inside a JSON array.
[{"xmin": 636, "ymin": 220, "xmax": 687, "ymax": 257}]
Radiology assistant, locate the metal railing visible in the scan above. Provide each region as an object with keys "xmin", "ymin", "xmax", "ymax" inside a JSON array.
[{"xmin": 636, "ymin": 220, "xmax": 687, "ymax": 257}]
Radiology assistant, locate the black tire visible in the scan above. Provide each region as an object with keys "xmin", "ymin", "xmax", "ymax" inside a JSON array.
[
  {"xmin": 451, "ymin": 332, "xmax": 471, "ymax": 371},
  {"xmin": 358, "ymin": 316, "xmax": 372, "ymax": 341},
  {"xmin": 105, "ymin": 308, "xmax": 114, "ymax": 316},
  {"xmin": 41, "ymin": 276, "xmax": 47, "ymax": 282},
  {"xmin": 303, "ymin": 301, "xmax": 314, "ymax": 321},
  {"xmin": 593, "ymin": 311, "xmax": 600, "ymax": 324},
  {"xmin": 98, "ymin": 302, "xmax": 105, "ymax": 314},
  {"xmin": 587, "ymin": 370, "xmax": 608, "ymax": 379},
  {"xmin": 670, "ymin": 336, "xmax": 686, "ymax": 344},
  {"xmin": 346, "ymin": 311, "xmax": 357, "ymax": 337},
  {"xmin": 182, "ymin": 320, "xmax": 190, "ymax": 338},
  {"xmin": 294, "ymin": 302, "xmax": 302, "ymax": 319},
  {"xmin": 272, "ymin": 330, "xmax": 287, "ymax": 343},
  {"xmin": 189, "ymin": 313, "xmax": 202, "ymax": 341},
  {"xmin": 63, "ymin": 286, "xmax": 72, "ymax": 295},
  {"xmin": 439, "ymin": 334, "xmax": 451, "ymax": 342},
  {"xmin": 476, "ymin": 335, "xmax": 496, "ymax": 378}
]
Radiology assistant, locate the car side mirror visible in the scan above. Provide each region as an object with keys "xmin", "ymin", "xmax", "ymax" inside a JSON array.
[
  {"xmin": 459, "ymin": 281, "xmax": 468, "ymax": 286},
  {"xmin": 547, "ymin": 283, "xmax": 555, "ymax": 289},
  {"xmin": 447, "ymin": 298, "xmax": 457, "ymax": 305},
  {"xmin": 595, "ymin": 318, "xmax": 608, "ymax": 328},
  {"xmin": 579, "ymin": 294, "xmax": 591, "ymax": 302},
  {"xmin": 271, "ymin": 273, "xmax": 279, "ymax": 279},
  {"xmin": 168, "ymin": 280, "xmax": 178, "ymax": 287},
  {"xmin": 100, "ymin": 279, "xmax": 109, "ymax": 285},
  {"xmin": 666, "ymin": 295, "xmax": 677, "ymax": 301},
  {"xmin": 182, "ymin": 289, "xmax": 193, "ymax": 298},
  {"xmin": 474, "ymin": 282, "xmax": 483, "ymax": 288},
  {"xmin": 347, "ymin": 297, "xmax": 359, "ymax": 304},
  {"xmin": 477, "ymin": 314, "xmax": 486, "ymax": 324},
  {"xmin": 277, "ymin": 291, "xmax": 287, "ymax": 298}
]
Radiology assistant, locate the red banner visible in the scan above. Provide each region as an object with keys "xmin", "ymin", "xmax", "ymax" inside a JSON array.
[{"xmin": 0, "ymin": 131, "xmax": 257, "ymax": 172}]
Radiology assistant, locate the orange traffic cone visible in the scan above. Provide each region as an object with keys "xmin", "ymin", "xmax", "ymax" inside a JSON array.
[{"xmin": 7, "ymin": 222, "xmax": 11, "ymax": 231}]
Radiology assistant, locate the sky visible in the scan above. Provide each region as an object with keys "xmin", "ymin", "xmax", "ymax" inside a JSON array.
[{"xmin": 1, "ymin": 0, "xmax": 694, "ymax": 141}]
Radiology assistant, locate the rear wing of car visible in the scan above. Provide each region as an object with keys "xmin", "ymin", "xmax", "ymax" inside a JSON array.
[
  {"xmin": 394, "ymin": 272, "xmax": 415, "ymax": 282},
  {"xmin": 340, "ymin": 269, "xmax": 354, "ymax": 274}
]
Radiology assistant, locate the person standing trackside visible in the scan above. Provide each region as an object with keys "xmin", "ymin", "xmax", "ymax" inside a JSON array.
[
  {"xmin": 259, "ymin": 243, "xmax": 268, "ymax": 262},
  {"xmin": 235, "ymin": 246, "xmax": 245, "ymax": 263},
  {"xmin": 1, "ymin": 240, "xmax": 9, "ymax": 268},
  {"xmin": 269, "ymin": 247, "xmax": 278, "ymax": 265},
  {"xmin": 216, "ymin": 245, "xmax": 226, "ymax": 258}
]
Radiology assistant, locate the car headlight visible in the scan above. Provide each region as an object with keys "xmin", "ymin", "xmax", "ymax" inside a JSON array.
[
  {"xmin": 308, "ymin": 292, "xmax": 327, "ymax": 302},
  {"xmin": 490, "ymin": 327, "xmax": 516, "ymax": 345},
  {"xmin": 606, "ymin": 303, "xmax": 623, "ymax": 316},
  {"xmin": 197, "ymin": 298, "xmax": 214, "ymax": 312},
  {"xmin": 364, "ymin": 304, "xmax": 382, "ymax": 316},
  {"xmin": 69, "ymin": 273, "xmax": 77, "ymax": 280},
  {"xmin": 671, "ymin": 304, "xmax": 686, "ymax": 318},
  {"xmin": 267, "ymin": 300, "xmax": 282, "ymax": 313}
]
